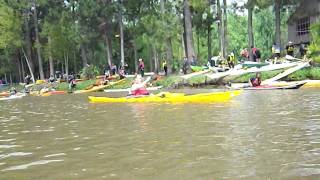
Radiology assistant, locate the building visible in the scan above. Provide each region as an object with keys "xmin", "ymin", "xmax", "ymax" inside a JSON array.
[{"xmin": 287, "ymin": 0, "xmax": 320, "ymax": 45}]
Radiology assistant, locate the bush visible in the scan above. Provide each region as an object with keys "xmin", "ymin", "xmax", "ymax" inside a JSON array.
[
  {"xmin": 154, "ymin": 75, "xmax": 183, "ymax": 87},
  {"xmin": 187, "ymin": 75, "xmax": 207, "ymax": 85},
  {"xmin": 309, "ymin": 23, "xmax": 320, "ymax": 63},
  {"xmin": 80, "ymin": 65, "xmax": 100, "ymax": 79},
  {"xmin": 287, "ymin": 69, "xmax": 309, "ymax": 81}
]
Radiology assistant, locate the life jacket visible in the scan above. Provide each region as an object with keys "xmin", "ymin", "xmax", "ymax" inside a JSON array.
[
  {"xmin": 228, "ymin": 55, "xmax": 235, "ymax": 62},
  {"xmin": 251, "ymin": 77, "xmax": 261, "ymax": 87},
  {"xmin": 288, "ymin": 45, "xmax": 294, "ymax": 52}
]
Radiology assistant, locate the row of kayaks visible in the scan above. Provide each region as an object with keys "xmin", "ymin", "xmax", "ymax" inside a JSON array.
[{"xmin": 1, "ymin": 80, "xmax": 319, "ymax": 102}]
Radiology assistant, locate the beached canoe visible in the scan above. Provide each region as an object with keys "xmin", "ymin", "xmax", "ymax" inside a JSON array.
[
  {"xmin": 74, "ymin": 79, "xmax": 125, "ymax": 94},
  {"xmin": 244, "ymin": 81, "xmax": 306, "ymax": 90},
  {"xmin": 88, "ymin": 90, "xmax": 242, "ymax": 103}
]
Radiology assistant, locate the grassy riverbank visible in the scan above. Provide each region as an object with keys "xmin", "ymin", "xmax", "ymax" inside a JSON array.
[{"xmin": 2, "ymin": 67, "xmax": 320, "ymax": 92}]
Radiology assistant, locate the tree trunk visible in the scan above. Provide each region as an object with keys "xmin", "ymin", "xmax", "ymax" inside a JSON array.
[
  {"xmin": 222, "ymin": 0, "xmax": 228, "ymax": 58},
  {"xmin": 80, "ymin": 44, "xmax": 88, "ymax": 67},
  {"xmin": 275, "ymin": 0, "xmax": 281, "ymax": 51},
  {"xmin": 183, "ymin": 0, "xmax": 195, "ymax": 64},
  {"xmin": 248, "ymin": 6, "xmax": 254, "ymax": 61},
  {"xmin": 61, "ymin": 62, "xmax": 64, "ymax": 74},
  {"xmin": 73, "ymin": 51, "xmax": 77, "ymax": 74},
  {"xmin": 21, "ymin": 48, "xmax": 35, "ymax": 83},
  {"xmin": 149, "ymin": 48, "xmax": 153, "ymax": 72},
  {"xmin": 24, "ymin": 16, "xmax": 35, "ymax": 76},
  {"xmin": 153, "ymin": 45, "xmax": 159, "ymax": 73},
  {"xmin": 20, "ymin": 55, "xmax": 25, "ymax": 81},
  {"xmin": 217, "ymin": 0, "xmax": 223, "ymax": 57},
  {"xmin": 207, "ymin": 24, "xmax": 212, "ymax": 59},
  {"xmin": 4, "ymin": 74, "xmax": 7, "ymax": 84},
  {"xmin": 181, "ymin": 31, "xmax": 186, "ymax": 58},
  {"xmin": 197, "ymin": 31, "xmax": 200, "ymax": 57},
  {"xmin": 119, "ymin": 11, "xmax": 125, "ymax": 66},
  {"xmin": 160, "ymin": 0, "xmax": 173, "ymax": 74},
  {"xmin": 48, "ymin": 37, "xmax": 54, "ymax": 76},
  {"xmin": 33, "ymin": 2, "xmax": 45, "ymax": 79},
  {"xmin": 64, "ymin": 53, "xmax": 69, "ymax": 79},
  {"xmin": 105, "ymin": 34, "xmax": 113, "ymax": 68},
  {"xmin": 133, "ymin": 40, "xmax": 138, "ymax": 73},
  {"xmin": 17, "ymin": 55, "xmax": 22, "ymax": 83},
  {"xmin": 9, "ymin": 73, "xmax": 12, "ymax": 84},
  {"xmin": 166, "ymin": 37, "xmax": 173, "ymax": 73}
]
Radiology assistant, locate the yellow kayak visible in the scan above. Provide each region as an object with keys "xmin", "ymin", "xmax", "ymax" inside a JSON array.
[
  {"xmin": 88, "ymin": 90, "xmax": 242, "ymax": 103},
  {"xmin": 74, "ymin": 79, "xmax": 125, "ymax": 94}
]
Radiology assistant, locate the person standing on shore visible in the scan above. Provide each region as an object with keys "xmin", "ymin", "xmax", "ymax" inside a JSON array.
[
  {"xmin": 138, "ymin": 58, "xmax": 145, "ymax": 77},
  {"xmin": 162, "ymin": 60, "xmax": 168, "ymax": 76},
  {"xmin": 286, "ymin": 41, "xmax": 295, "ymax": 57}
]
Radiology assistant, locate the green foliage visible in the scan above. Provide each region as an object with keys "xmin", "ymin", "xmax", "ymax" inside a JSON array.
[
  {"xmin": 0, "ymin": 1, "xmax": 22, "ymax": 49},
  {"xmin": 154, "ymin": 75, "xmax": 184, "ymax": 88},
  {"xmin": 80, "ymin": 65, "xmax": 100, "ymax": 79},
  {"xmin": 108, "ymin": 78, "xmax": 133, "ymax": 89},
  {"xmin": 287, "ymin": 67, "xmax": 320, "ymax": 80},
  {"xmin": 309, "ymin": 23, "xmax": 320, "ymax": 63},
  {"xmin": 55, "ymin": 79, "xmax": 96, "ymax": 91},
  {"xmin": 187, "ymin": 74, "xmax": 207, "ymax": 85}
]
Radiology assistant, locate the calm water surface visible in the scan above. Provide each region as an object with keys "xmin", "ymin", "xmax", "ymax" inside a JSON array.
[{"xmin": 1, "ymin": 89, "xmax": 320, "ymax": 179}]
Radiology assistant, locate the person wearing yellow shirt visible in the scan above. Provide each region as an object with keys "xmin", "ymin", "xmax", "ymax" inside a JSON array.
[{"xmin": 162, "ymin": 60, "xmax": 168, "ymax": 76}]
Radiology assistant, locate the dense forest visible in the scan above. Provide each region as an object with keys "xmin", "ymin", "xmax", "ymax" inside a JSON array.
[{"xmin": 0, "ymin": 0, "xmax": 318, "ymax": 83}]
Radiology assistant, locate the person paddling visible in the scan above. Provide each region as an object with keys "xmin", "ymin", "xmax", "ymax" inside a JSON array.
[
  {"xmin": 249, "ymin": 72, "xmax": 262, "ymax": 87},
  {"xmin": 129, "ymin": 75, "xmax": 150, "ymax": 96},
  {"xmin": 10, "ymin": 87, "xmax": 17, "ymax": 95}
]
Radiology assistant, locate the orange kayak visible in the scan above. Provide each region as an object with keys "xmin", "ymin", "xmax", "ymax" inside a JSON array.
[
  {"xmin": 41, "ymin": 91, "xmax": 66, "ymax": 97},
  {"xmin": 0, "ymin": 92, "xmax": 10, "ymax": 97}
]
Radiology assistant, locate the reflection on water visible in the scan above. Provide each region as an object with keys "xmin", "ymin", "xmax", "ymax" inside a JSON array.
[{"xmin": 0, "ymin": 89, "xmax": 320, "ymax": 179}]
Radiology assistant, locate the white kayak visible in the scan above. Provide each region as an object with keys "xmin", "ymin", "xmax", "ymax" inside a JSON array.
[{"xmin": 0, "ymin": 93, "xmax": 26, "ymax": 101}]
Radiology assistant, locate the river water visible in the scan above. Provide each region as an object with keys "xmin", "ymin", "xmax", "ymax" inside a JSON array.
[{"xmin": 1, "ymin": 89, "xmax": 320, "ymax": 179}]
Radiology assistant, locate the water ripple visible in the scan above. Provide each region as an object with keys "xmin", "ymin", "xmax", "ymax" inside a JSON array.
[{"xmin": 1, "ymin": 159, "xmax": 63, "ymax": 171}]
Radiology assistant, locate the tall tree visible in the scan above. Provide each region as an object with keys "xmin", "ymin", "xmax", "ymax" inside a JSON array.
[
  {"xmin": 183, "ymin": 0, "xmax": 195, "ymax": 65},
  {"xmin": 247, "ymin": 0, "xmax": 255, "ymax": 61},
  {"xmin": 119, "ymin": 8, "xmax": 125, "ymax": 66},
  {"xmin": 32, "ymin": 0, "xmax": 45, "ymax": 79},
  {"xmin": 160, "ymin": 0, "xmax": 173, "ymax": 74},
  {"xmin": 274, "ymin": 0, "xmax": 281, "ymax": 49},
  {"xmin": 222, "ymin": 0, "xmax": 228, "ymax": 57}
]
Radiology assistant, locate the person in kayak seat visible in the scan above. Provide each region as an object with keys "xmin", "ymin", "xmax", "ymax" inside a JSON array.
[
  {"xmin": 10, "ymin": 87, "xmax": 17, "ymax": 95},
  {"xmin": 249, "ymin": 72, "xmax": 262, "ymax": 87},
  {"xmin": 129, "ymin": 75, "xmax": 149, "ymax": 96}
]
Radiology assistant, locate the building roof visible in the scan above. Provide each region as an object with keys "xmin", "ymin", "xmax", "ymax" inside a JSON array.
[{"xmin": 288, "ymin": 0, "xmax": 320, "ymax": 24}]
